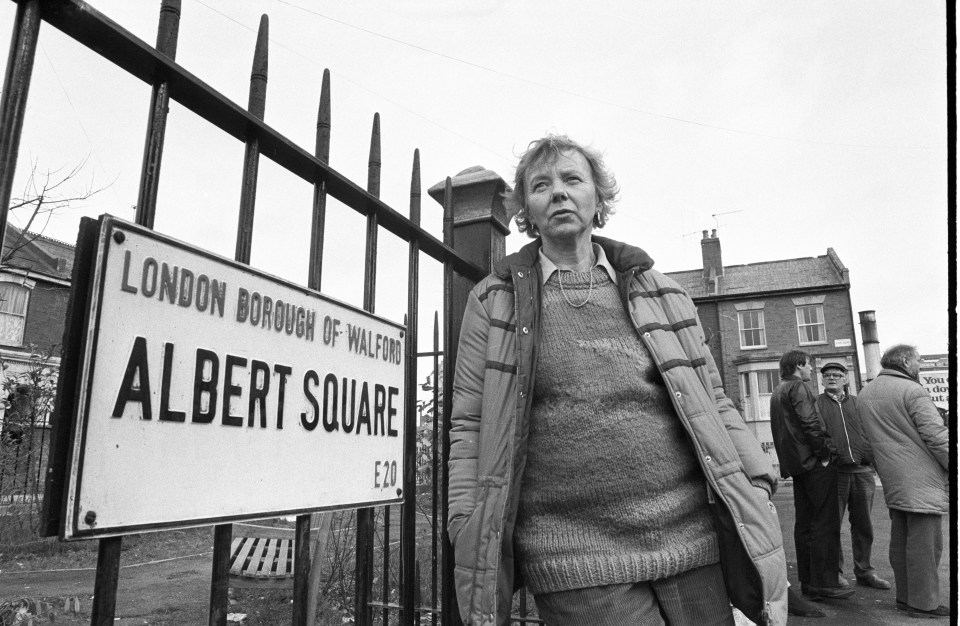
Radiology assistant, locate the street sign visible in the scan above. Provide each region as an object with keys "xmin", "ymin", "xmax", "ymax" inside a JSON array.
[{"xmin": 61, "ymin": 217, "xmax": 405, "ymax": 538}]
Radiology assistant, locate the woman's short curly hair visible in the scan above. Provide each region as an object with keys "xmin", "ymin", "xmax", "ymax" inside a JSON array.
[{"xmin": 503, "ymin": 135, "xmax": 620, "ymax": 238}]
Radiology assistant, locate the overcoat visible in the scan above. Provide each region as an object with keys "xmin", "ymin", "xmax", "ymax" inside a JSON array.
[
  {"xmin": 857, "ymin": 368, "xmax": 948, "ymax": 515},
  {"xmin": 448, "ymin": 236, "xmax": 788, "ymax": 626}
]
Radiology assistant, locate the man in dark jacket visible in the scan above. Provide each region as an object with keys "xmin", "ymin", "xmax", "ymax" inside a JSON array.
[
  {"xmin": 770, "ymin": 350, "xmax": 851, "ymax": 601},
  {"xmin": 815, "ymin": 362, "xmax": 891, "ymax": 590}
]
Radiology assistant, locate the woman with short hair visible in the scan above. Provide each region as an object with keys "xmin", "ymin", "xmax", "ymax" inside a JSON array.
[{"xmin": 447, "ymin": 135, "xmax": 788, "ymax": 625}]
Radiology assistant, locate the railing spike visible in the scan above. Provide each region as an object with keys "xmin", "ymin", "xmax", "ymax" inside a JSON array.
[
  {"xmin": 248, "ymin": 15, "xmax": 269, "ymax": 119},
  {"xmin": 308, "ymin": 68, "xmax": 331, "ymax": 291},
  {"xmin": 367, "ymin": 112, "xmax": 381, "ymax": 197},
  {"xmin": 316, "ymin": 68, "xmax": 330, "ymax": 163},
  {"xmin": 409, "ymin": 148, "xmax": 421, "ymax": 225},
  {"xmin": 234, "ymin": 13, "xmax": 268, "ymax": 265}
]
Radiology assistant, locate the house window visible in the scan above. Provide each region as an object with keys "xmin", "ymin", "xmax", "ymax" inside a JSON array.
[
  {"xmin": 0, "ymin": 282, "xmax": 29, "ymax": 346},
  {"xmin": 740, "ymin": 369, "xmax": 780, "ymax": 421},
  {"xmin": 757, "ymin": 370, "xmax": 779, "ymax": 395},
  {"xmin": 797, "ymin": 304, "xmax": 826, "ymax": 345},
  {"xmin": 738, "ymin": 309, "xmax": 766, "ymax": 348}
]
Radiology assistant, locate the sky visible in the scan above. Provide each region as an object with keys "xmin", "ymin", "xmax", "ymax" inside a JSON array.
[{"xmin": 0, "ymin": 0, "xmax": 951, "ymax": 365}]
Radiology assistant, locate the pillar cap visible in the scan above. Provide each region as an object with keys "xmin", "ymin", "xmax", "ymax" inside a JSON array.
[
  {"xmin": 427, "ymin": 166, "xmax": 505, "ymax": 200},
  {"xmin": 428, "ymin": 166, "xmax": 511, "ymax": 235}
]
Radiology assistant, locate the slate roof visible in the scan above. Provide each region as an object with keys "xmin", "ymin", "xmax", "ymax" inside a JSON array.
[
  {"xmin": 666, "ymin": 248, "xmax": 849, "ymax": 299},
  {"xmin": 1, "ymin": 225, "xmax": 75, "ymax": 281}
]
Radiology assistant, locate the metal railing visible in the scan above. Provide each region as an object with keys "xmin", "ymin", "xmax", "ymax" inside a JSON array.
[{"xmin": 0, "ymin": 1, "xmax": 489, "ymax": 624}]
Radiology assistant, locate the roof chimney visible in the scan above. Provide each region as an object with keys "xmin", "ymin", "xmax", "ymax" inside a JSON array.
[{"xmin": 701, "ymin": 229, "xmax": 723, "ymax": 279}]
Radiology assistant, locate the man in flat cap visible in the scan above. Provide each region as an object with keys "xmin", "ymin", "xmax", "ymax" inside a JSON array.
[{"xmin": 815, "ymin": 362, "xmax": 890, "ymax": 591}]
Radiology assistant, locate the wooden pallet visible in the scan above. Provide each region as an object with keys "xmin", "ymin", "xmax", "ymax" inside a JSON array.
[{"xmin": 228, "ymin": 523, "xmax": 296, "ymax": 589}]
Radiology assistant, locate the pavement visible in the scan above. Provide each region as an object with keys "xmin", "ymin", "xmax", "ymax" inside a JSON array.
[{"xmin": 770, "ymin": 479, "xmax": 954, "ymax": 624}]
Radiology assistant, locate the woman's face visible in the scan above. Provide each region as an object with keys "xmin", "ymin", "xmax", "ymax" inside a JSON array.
[{"xmin": 524, "ymin": 149, "xmax": 598, "ymax": 247}]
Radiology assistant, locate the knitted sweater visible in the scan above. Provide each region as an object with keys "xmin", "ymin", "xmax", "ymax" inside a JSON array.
[{"xmin": 514, "ymin": 268, "xmax": 719, "ymax": 594}]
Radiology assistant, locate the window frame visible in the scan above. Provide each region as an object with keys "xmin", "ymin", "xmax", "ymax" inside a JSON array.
[
  {"xmin": 738, "ymin": 308, "xmax": 767, "ymax": 349},
  {"xmin": 796, "ymin": 304, "xmax": 827, "ymax": 345},
  {"xmin": 0, "ymin": 280, "xmax": 31, "ymax": 347}
]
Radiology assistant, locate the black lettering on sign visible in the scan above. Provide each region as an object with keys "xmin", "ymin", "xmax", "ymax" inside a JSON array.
[
  {"xmin": 210, "ymin": 279, "xmax": 226, "ymax": 317},
  {"xmin": 248, "ymin": 360, "xmax": 270, "ymax": 428},
  {"xmin": 159, "ymin": 263, "xmax": 178, "ymax": 304},
  {"xmin": 141, "ymin": 258, "xmax": 158, "ymax": 297},
  {"xmin": 373, "ymin": 384, "xmax": 386, "ymax": 435},
  {"xmin": 387, "ymin": 386, "xmax": 399, "ymax": 437},
  {"xmin": 120, "ymin": 250, "xmax": 138, "ymax": 294},
  {"xmin": 262, "ymin": 296, "xmax": 273, "ymax": 329},
  {"xmin": 177, "ymin": 269, "xmax": 195, "ymax": 308},
  {"xmin": 159, "ymin": 342, "xmax": 185, "ymax": 422},
  {"xmin": 374, "ymin": 460, "xmax": 398, "ymax": 488},
  {"xmin": 112, "ymin": 336, "xmax": 152, "ymax": 419},
  {"xmin": 222, "ymin": 354, "xmax": 246, "ymax": 427},
  {"xmin": 322, "ymin": 373, "xmax": 339, "ymax": 432},
  {"xmin": 274, "ymin": 364, "xmax": 292, "ymax": 430},
  {"xmin": 250, "ymin": 292, "xmax": 262, "ymax": 326},
  {"xmin": 356, "ymin": 382, "xmax": 371, "ymax": 435},
  {"xmin": 196, "ymin": 275, "xmax": 211, "ymax": 313},
  {"xmin": 341, "ymin": 378, "xmax": 356, "ymax": 433},
  {"xmin": 236, "ymin": 288, "xmax": 249, "ymax": 322},
  {"xmin": 301, "ymin": 370, "xmax": 320, "ymax": 431},
  {"xmin": 192, "ymin": 348, "xmax": 219, "ymax": 423}
]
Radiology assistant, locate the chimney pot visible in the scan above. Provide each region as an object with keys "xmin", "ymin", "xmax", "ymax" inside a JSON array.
[
  {"xmin": 701, "ymin": 230, "xmax": 723, "ymax": 280},
  {"xmin": 711, "ymin": 229, "xmax": 717, "ymax": 238}
]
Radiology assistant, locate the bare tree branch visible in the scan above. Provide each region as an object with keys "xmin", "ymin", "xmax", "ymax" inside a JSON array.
[{"xmin": 4, "ymin": 157, "xmax": 111, "ymax": 264}]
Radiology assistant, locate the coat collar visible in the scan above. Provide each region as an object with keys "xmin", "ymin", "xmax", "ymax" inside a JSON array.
[
  {"xmin": 877, "ymin": 367, "xmax": 921, "ymax": 384},
  {"xmin": 492, "ymin": 235, "xmax": 655, "ymax": 280}
]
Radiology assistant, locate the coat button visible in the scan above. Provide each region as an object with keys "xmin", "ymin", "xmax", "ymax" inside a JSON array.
[
  {"xmin": 517, "ymin": 271, "xmax": 524, "ymax": 278},
  {"xmin": 704, "ymin": 455, "xmax": 712, "ymax": 463},
  {"xmin": 522, "ymin": 326, "xmax": 529, "ymax": 334},
  {"xmin": 674, "ymin": 391, "xmax": 682, "ymax": 399},
  {"xmin": 519, "ymin": 391, "xmax": 526, "ymax": 398},
  {"xmin": 643, "ymin": 332, "xmax": 651, "ymax": 338}
]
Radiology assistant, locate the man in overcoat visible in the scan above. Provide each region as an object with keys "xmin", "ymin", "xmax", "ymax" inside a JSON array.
[{"xmin": 857, "ymin": 345, "xmax": 949, "ymax": 619}]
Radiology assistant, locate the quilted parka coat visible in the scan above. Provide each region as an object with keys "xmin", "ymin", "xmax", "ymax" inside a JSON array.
[
  {"xmin": 448, "ymin": 236, "xmax": 788, "ymax": 626},
  {"xmin": 857, "ymin": 368, "xmax": 949, "ymax": 515}
]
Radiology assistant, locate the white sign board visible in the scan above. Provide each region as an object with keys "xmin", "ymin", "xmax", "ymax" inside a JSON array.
[
  {"xmin": 64, "ymin": 218, "xmax": 405, "ymax": 538},
  {"xmin": 918, "ymin": 370, "xmax": 949, "ymax": 410}
]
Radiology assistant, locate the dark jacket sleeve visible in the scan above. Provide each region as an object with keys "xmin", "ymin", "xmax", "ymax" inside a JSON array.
[{"xmin": 790, "ymin": 382, "xmax": 836, "ymax": 460}]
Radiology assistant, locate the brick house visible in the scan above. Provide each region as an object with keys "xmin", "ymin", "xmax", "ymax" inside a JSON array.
[
  {"xmin": 666, "ymin": 230, "xmax": 860, "ymax": 471},
  {"xmin": 0, "ymin": 226, "xmax": 73, "ymax": 497},
  {"xmin": 0, "ymin": 225, "xmax": 73, "ymax": 368}
]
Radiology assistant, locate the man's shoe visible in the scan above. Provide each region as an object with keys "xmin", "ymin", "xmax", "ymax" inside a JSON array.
[
  {"xmin": 856, "ymin": 573, "xmax": 892, "ymax": 590},
  {"xmin": 896, "ymin": 602, "xmax": 950, "ymax": 618},
  {"xmin": 805, "ymin": 585, "xmax": 855, "ymax": 600},
  {"xmin": 788, "ymin": 587, "xmax": 826, "ymax": 617},
  {"xmin": 837, "ymin": 574, "xmax": 850, "ymax": 588}
]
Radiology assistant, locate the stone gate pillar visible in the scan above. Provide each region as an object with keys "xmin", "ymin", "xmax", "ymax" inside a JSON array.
[{"xmin": 428, "ymin": 165, "xmax": 510, "ymax": 626}]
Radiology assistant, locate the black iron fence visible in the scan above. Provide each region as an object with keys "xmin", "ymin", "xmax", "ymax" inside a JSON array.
[{"xmin": 0, "ymin": 1, "xmax": 509, "ymax": 625}]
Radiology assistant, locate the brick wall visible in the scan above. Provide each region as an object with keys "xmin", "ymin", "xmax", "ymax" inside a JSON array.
[{"xmin": 711, "ymin": 288, "xmax": 859, "ymax": 410}]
